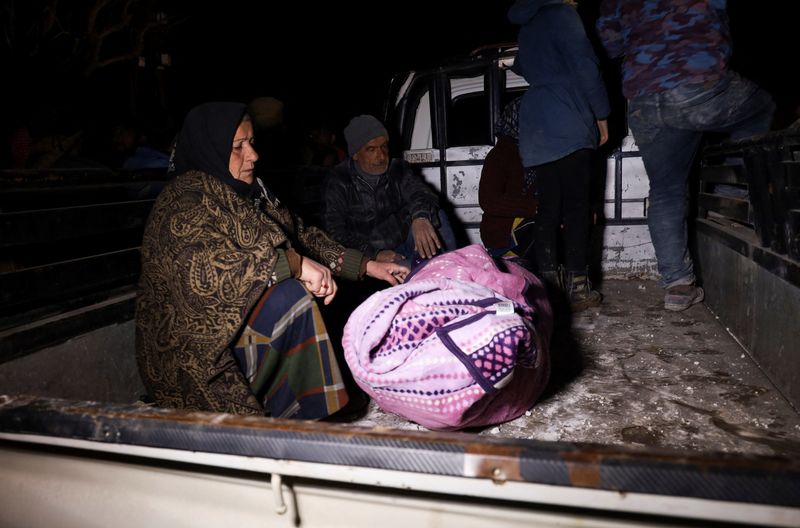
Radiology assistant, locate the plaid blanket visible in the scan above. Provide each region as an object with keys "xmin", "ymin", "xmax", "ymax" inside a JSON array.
[{"xmin": 234, "ymin": 280, "xmax": 348, "ymax": 419}]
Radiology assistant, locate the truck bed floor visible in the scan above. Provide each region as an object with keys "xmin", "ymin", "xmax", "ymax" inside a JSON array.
[{"xmin": 356, "ymin": 279, "xmax": 800, "ymax": 457}]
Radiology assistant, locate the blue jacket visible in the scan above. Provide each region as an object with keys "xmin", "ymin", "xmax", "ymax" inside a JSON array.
[{"xmin": 508, "ymin": 0, "xmax": 610, "ymax": 167}]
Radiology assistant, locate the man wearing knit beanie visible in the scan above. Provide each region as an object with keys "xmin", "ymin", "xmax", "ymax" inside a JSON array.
[
  {"xmin": 322, "ymin": 114, "xmax": 457, "ymax": 269},
  {"xmin": 343, "ymin": 115, "xmax": 388, "ymax": 157}
]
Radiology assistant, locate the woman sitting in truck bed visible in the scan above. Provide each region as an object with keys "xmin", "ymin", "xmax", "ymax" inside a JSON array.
[{"xmin": 135, "ymin": 102, "xmax": 407, "ymax": 419}]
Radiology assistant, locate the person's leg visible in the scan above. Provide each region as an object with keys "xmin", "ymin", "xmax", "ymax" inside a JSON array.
[
  {"xmin": 435, "ymin": 208, "xmax": 458, "ymax": 252},
  {"xmin": 557, "ymin": 149, "xmax": 602, "ymax": 311},
  {"xmin": 532, "ymin": 164, "xmax": 561, "ymax": 274},
  {"xmin": 722, "ymin": 73, "xmax": 775, "ymax": 140},
  {"xmin": 559, "ymin": 149, "xmax": 592, "ymax": 274},
  {"xmin": 664, "ymin": 71, "xmax": 775, "ymax": 141},
  {"xmin": 629, "ymin": 99, "xmax": 704, "ymax": 290},
  {"xmin": 529, "ymin": 164, "xmax": 565, "ymax": 296},
  {"xmin": 233, "ymin": 279, "xmax": 349, "ymax": 419}
]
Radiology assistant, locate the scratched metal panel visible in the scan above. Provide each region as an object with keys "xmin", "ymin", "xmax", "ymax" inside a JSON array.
[
  {"xmin": 445, "ymin": 164, "xmax": 481, "ymax": 206},
  {"xmin": 0, "ymin": 397, "xmax": 466, "ymax": 477},
  {"xmin": 444, "ymin": 146, "xmax": 493, "ymax": 162},
  {"xmin": 600, "ymin": 225, "xmax": 658, "ymax": 278},
  {"xmin": 619, "ymin": 157, "xmax": 650, "ymax": 200},
  {"xmin": 452, "ymin": 207, "xmax": 482, "ymax": 225},
  {"xmin": 465, "ymin": 227, "xmax": 482, "ymax": 245}
]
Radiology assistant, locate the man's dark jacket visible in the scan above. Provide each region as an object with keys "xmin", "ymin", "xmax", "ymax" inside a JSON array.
[{"xmin": 322, "ymin": 158, "xmax": 440, "ymax": 258}]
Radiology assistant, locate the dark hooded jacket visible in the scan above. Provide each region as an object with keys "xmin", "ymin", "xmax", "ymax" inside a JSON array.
[
  {"xmin": 508, "ymin": 0, "xmax": 610, "ymax": 167},
  {"xmin": 479, "ymin": 98, "xmax": 536, "ymax": 249},
  {"xmin": 322, "ymin": 158, "xmax": 440, "ymax": 258}
]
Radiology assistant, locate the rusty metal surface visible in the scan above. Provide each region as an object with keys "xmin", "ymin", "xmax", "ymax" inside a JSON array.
[
  {"xmin": 698, "ymin": 222, "xmax": 800, "ymax": 415},
  {"xmin": 1, "ymin": 392, "xmax": 799, "ymax": 508}
]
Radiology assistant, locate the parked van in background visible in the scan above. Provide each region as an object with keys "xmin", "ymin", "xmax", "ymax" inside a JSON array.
[{"xmin": 383, "ymin": 45, "xmax": 655, "ymax": 277}]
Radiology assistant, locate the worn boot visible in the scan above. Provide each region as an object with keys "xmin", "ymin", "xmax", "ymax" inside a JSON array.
[{"xmin": 567, "ymin": 271, "xmax": 602, "ymax": 312}]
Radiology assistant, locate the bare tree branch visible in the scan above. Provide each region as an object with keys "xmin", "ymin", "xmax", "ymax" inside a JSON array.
[
  {"xmin": 83, "ymin": 0, "xmax": 166, "ymax": 78},
  {"xmin": 4, "ymin": 0, "xmax": 174, "ymax": 87},
  {"xmin": 89, "ymin": 18, "xmax": 159, "ymax": 75},
  {"xmin": 86, "ymin": 0, "xmax": 115, "ymax": 36},
  {"xmin": 41, "ymin": 0, "xmax": 59, "ymax": 35},
  {"xmin": 96, "ymin": 0, "xmax": 134, "ymax": 40},
  {"xmin": 0, "ymin": 1, "xmax": 16, "ymax": 50}
]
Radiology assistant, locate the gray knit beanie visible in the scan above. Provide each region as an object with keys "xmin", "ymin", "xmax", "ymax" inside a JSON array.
[{"xmin": 344, "ymin": 115, "xmax": 388, "ymax": 156}]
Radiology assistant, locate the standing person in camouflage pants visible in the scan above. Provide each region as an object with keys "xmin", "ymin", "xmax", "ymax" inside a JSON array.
[{"xmin": 597, "ymin": 0, "xmax": 775, "ymax": 311}]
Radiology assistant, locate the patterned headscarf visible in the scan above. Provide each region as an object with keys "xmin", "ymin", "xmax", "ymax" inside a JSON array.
[{"xmin": 494, "ymin": 97, "xmax": 522, "ymax": 141}]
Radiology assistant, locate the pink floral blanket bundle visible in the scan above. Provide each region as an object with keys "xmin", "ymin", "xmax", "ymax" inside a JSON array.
[{"xmin": 343, "ymin": 244, "xmax": 552, "ymax": 430}]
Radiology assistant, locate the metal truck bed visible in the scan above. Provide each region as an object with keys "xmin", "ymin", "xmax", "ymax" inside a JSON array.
[
  {"xmin": 1, "ymin": 278, "xmax": 798, "ymax": 527},
  {"xmin": 352, "ymin": 279, "xmax": 800, "ymax": 457}
]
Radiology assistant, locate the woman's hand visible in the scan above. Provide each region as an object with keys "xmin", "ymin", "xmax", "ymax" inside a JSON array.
[
  {"xmin": 299, "ymin": 257, "xmax": 337, "ymax": 305},
  {"xmin": 366, "ymin": 260, "xmax": 410, "ymax": 286}
]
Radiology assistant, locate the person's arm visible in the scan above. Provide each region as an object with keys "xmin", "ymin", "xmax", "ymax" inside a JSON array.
[
  {"xmin": 366, "ymin": 259, "xmax": 409, "ymax": 285},
  {"xmin": 479, "ymin": 138, "xmax": 538, "ymax": 217},
  {"xmin": 397, "ymin": 161, "xmax": 440, "ymax": 224},
  {"xmin": 394, "ymin": 161, "xmax": 444, "ymax": 258},
  {"xmin": 290, "ymin": 224, "xmax": 360, "ymax": 283},
  {"xmin": 295, "ymin": 225, "xmax": 408, "ymax": 287},
  {"xmin": 597, "ymin": 119, "xmax": 609, "ymax": 146}
]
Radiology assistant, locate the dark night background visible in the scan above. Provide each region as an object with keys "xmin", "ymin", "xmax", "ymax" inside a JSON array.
[{"xmin": 2, "ymin": 0, "xmax": 799, "ymax": 169}]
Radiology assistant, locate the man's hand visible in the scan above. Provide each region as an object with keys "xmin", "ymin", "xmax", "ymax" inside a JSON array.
[
  {"xmin": 366, "ymin": 260, "xmax": 410, "ymax": 286},
  {"xmin": 597, "ymin": 119, "xmax": 609, "ymax": 146},
  {"xmin": 299, "ymin": 257, "xmax": 337, "ymax": 305},
  {"xmin": 411, "ymin": 217, "xmax": 441, "ymax": 259},
  {"xmin": 375, "ymin": 249, "xmax": 405, "ymax": 263}
]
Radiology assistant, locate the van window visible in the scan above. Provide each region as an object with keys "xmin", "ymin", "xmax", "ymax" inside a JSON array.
[
  {"xmin": 446, "ymin": 70, "xmax": 529, "ymax": 148},
  {"xmin": 404, "ymin": 67, "xmax": 530, "ymax": 151},
  {"xmin": 448, "ymin": 92, "xmax": 492, "ymax": 147},
  {"xmin": 410, "ymin": 91, "xmax": 432, "ymax": 150}
]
